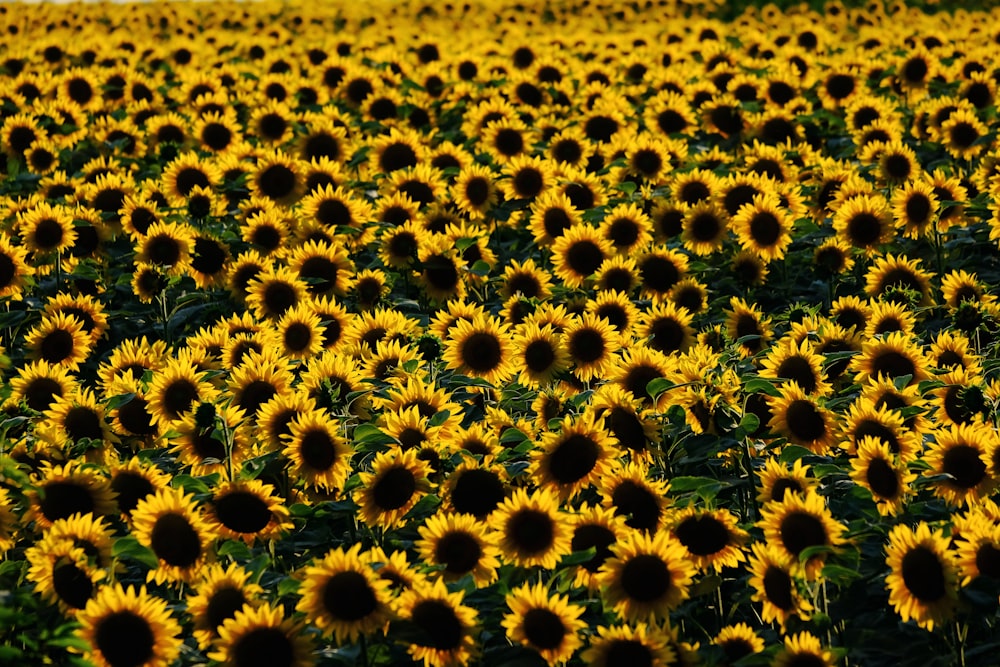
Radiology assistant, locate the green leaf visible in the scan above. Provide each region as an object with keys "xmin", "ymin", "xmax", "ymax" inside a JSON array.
[
  {"xmin": 669, "ymin": 476, "xmax": 723, "ymax": 500},
  {"xmin": 738, "ymin": 413, "xmax": 760, "ymax": 433},
  {"xmin": 112, "ymin": 536, "xmax": 159, "ymax": 569},
  {"xmin": 779, "ymin": 445, "xmax": 814, "ymax": 464},
  {"xmin": 821, "ymin": 564, "xmax": 861, "ymax": 585},
  {"xmin": 218, "ymin": 540, "xmax": 253, "ymax": 561},
  {"xmin": 742, "ymin": 378, "xmax": 781, "ymax": 396},
  {"xmin": 646, "ymin": 377, "xmax": 675, "ymax": 400},
  {"xmin": 428, "ymin": 410, "xmax": 451, "ymax": 428}
]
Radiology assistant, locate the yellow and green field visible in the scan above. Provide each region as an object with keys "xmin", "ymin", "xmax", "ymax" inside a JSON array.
[{"xmin": 0, "ymin": 1, "xmax": 999, "ymax": 665}]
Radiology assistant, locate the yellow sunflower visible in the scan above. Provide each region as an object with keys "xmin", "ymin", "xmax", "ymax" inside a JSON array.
[
  {"xmin": 532, "ymin": 411, "xmax": 615, "ymax": 500},
  {"xmin": 393, "ymin": 579, "xmax": 478, "ymax": 667},
  {"xmin": 885, "ymin": 522, "xmax": 959, "ymax": 631},
  {"xmin": 747, "ymin": 541, "xmax": 813, "ymax": 628},
  {"xmin": 185, "ymin": 563, "xmax": 263, "ymax": 650},
  {"xmin": 598, "ymin": 529, "xmax": 695, "ymax": 623},
  {"xmin": 296, "ymin": 543, "xmax": 393, "ymax": 643},
  {"xmin": 76, "ymin": 584, "xmax": 182, "ymax": 667},
  {"xmin": 501, "ymin": 581, "xmax": 587, "ymax": 666},
  {"xmin": 758, "ymin": 490, "xmax": 845, "ymax": 580},
  {"xmin": 668, "ymin": 507, "xmax": 748, "ymax": 572},
  {"xmin": 490, "ymin": 487, "xmax": 572, "ymax": 569},
  {"xmin": 131, "ymin": 487, "xmax": 216, "ymax": 585},
  {"xmin": 416, "ymin": 511, "xmax": 501, "ymax": 587},
  {"xmin": 209, "ymin": 603, "xmax": 313, "ymax": 667}
]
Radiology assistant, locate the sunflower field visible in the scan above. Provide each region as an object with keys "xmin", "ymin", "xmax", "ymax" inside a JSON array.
[{"xmin": 5, "ymin": 0, "xmax": 1000, "ymax": 665}]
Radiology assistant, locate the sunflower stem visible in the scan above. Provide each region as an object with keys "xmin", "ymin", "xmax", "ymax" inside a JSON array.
[
  {"xmin": 360, "ymin": 632, "xmax": 370, "ymax": 667},
  {"xmin": 954, "ymin": 621, "xmax": 967, "ymax": 667},
  {"xmin": 933, "ymin": 227, "xmax": 945, "ymax": 286}
]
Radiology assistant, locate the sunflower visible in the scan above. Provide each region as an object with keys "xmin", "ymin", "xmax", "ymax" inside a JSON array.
[
  {"xmin": 759, "ymin": 339, "xmax": 831, "ymax": 397},
  {"xmin": 209, "ymin": 603, "xmax": 313, "ymax": 667},
  {"xmin": 850, "ymin": 331, "xmax": 929, "ymax": 388},
  {"xmin": 561, "ymin": 313, "xmax": 620, "ymax": 383},
  {"xmin": 840, "ymin": 398, "xmax": 919, "ymax": 459},
  {"xmin": 108, "ymin": 459, "xmax": 170, "ymax": 521},
  {"xmin": 442, "ymin": 458, "xmax": 508, "ymax": 519},
  {"xmin": 296, "ymin": 543, "xmax": 393, "ymax": 643},
  {"xmin": 773, "ymin": 632, "xmax": 836, "ymax": 667},
  {"xmin": 135, "ymin": 221, "xmax": 194, "ymax": 274},
  {"xmin": 26, "ymin": 539, "xmax": 105, "ymax": 613},
  {"xmin": 442, "ymin": 314, "xmax": 514, "ymax": 385},
  {"xmin": 208, "ymin": 479, "xmax": 291, "ymax": 544},
  {"xmin": 599, "ymin": 202, "xmax": 653, "ymax": 256},
  {"xmin": 501, "ymin": 581, "xmax": 587, "ymax": 666},
  {"xmin": 601, "ymin": 461, "xmax": 672, "ymax": 534},
  {"xmin": 747, "ymin": 542, "xmax": 813, "ymax": 628},
  {"xmin": 0, "ymin": 233, "xmax": 33, "ymax": 299},
  {"xmin": 29, "ymin": 461, "xmax": 115, "ymax": 529},
  {"xmin": 490, "ymin": 487, "xmax": 571, "ymax": 569},
  {"xmin": 891, "ymin": 180, "xmax": 937, "ymax": 238},
  {"xmin": 812, "ymin": 238, "xmax": 855, "ymax": 276},
  {"xmin": 923, "ymin": 423, "xmax": 997, "ymax": 507},
  {"xmin": 511, "ymin": 322, "xmax": 569, "ymax": 389},
  {"xmin": 356, "ymin": 448, "xmax": 432, "ymax": 529},
  {"xmin": 593, "ymin": 255, "xmax": 639, "ymax": 294},
  {"xmin": 864, "ymin": 299, "xmax": 918, "ymax": 338},
  {"xmin": 246, "ymin": 265, "xmax": 309, "ymax": 320},
  {"xmin": 250, "ymin": 99, "xmax": 296, "ymax": 145},
  {"xmin": 941, "ymin": 108, "xmax": 989, "ymax": 160},
  {"xmin": 284, "ymin": 409, "xmax": 352, "ymax": 492},
  {"xmin": 241, "ymin": 210, "xmax": 288, "ymax": 257},
  {"xmin": 251, "ymin": 150, "xmax": 304, "ymax": 206},
  {"xmin": 41, "ymin": 387, "xmax": 115, "ymax": 458},
  {"xmin": 587, "ymin": 290, "xmax": 640, "ymax": 337},
  {"xmin": 850, "ymin": 436, "xmax": 914, "ymax": 516},
  {"xmin": 24, "ymin": 312, "xmax": 91, "ymax": 372},
  {"xmin": 186, "ymin": 563, "xmax": 263, "ymax": 650},
  {"xmin": 589, "ymin": 385, "xmax": 660, "ymax": 460},
  {"xmin": 680, "ymin": 201, "xmax": 728, "ymax": 256},
  {"xmin": 309, "ymin": 295, "xmax": 356, "ymax": 352},
  {"xmin": 833, "ymin": 193, "xmax": 894, "ymax": 253},
  {"xmin": 552, "ymin": 224, "xmax": 612, "ymax": 288},
  {"xmin": 532, "ymin": 411, "xmax": 615, "ymax": 500},
  {"xmin": 732, "ymin": 193, "xmax": 793, "ymax": 262},
  {"xmin": 583, "ymin": 623, "xmax": 676, "ymax": 667},
  {"xmin": 955, "ymin": 520, "xmax": 1000, "ymax": 586},
  {"xmin": 864, "ymin": 254, "xmax": 933, "ymax": 307},
  {"xmin": 885, "ymin": 522, "xmax": 958, "ymax": 631},
  {"xmin": 18, "ymin": 202, "xmax": 76, "ymax": 256},
  {"xmin": 725, "ymin": 297, "xmax": 773, "ymax": 358},
  {"xmin": 758, "ymin": 490, "xmax": 845, "ymax": 580},
  {"xmin": 193, "ymin": 112, "xmax": 240, "ymax": 154},
  {"xmin": 529, "ymin": 191, "xmax": 582, "ymax": 246},
  {"xmin": 161, "ymin": 153, "xmax": 221, "ymax": 205},
  {"xmin": 599, "ymin": 529, "xmax": 695, "ymax": 623},
  {"xmin": 393, "ymin": 579, "xmax": 478, "ymax": 667},
  {"xmin": 941, "ymin": 269, "xmax": 990, "ymax": 312},
  {"xmin": 76, "ymin": 584, "xmax": 182, "ymax": 667},
  {"xmin": 132, "ymin": 487, "xmax": 215, "ymax": 585},
  {"xmin": 669, "ymin": 507, "xmax": 748, "ymax": 572},
  {"xmin": 146, "ymin": 360, "xmax": 216, "ymax": 428},
  {"xmin": 415, "ymin": 511, "xmax": 500, "ymax": 587},
  {"xmin": 610, "ymin": 346, "xmax": 677, "ymax": 410},
  {"xmin": 417, "ymin": 234, "xmax": 466, "ymax": 303}
]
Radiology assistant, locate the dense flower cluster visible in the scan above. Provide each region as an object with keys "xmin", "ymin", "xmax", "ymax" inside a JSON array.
[{"xmin": 1, "ymin": 0, "xmax": 1000, "ymax": 666}]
